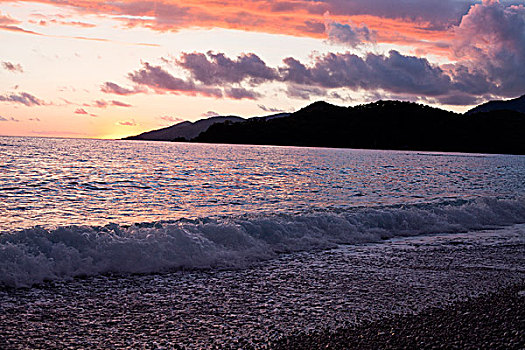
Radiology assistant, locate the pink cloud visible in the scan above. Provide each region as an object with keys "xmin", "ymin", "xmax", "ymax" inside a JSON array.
[
  {"xmin": 101, "ymin": 82, "xmax": 145, "ymax": 95},
  {"xmin": 160, "ymin": 115, "xmax": 184, "ymax": 123},
  {"xmin": 0, "ymin": 12, "xmax": 20, "ymax": 26},
  {"xmin": 0, "ymin": 115, "xmax": 20, "ymax": 122},
  {"xmin": 91, "ymin": 99, "xmax": 132, "ymax": 108},
  {"xmin": 74, "ymin": 108, "xmax": 88, "ymax": 115},
  {"xmin": 2, "ymin": 61, "xmax": 23, "ymax": 73},
  {"xmin": 202, "ymin": 111, "xmax": 219, "ymax": 117},
  {"xmin": 0, "ymin": 92, "xmax": 43, "ymax": 106},
  {"xmin": 111, "ymin": 100, "xmax": 132, "ymax": 107},
  {"xmin": 93, "ymin": 100, "xmax": 108, "ymax": 108},
  {"xmin": 450, "ymin": 0, "xmax": 525, "ymax": 97},
  {"xmin": 117, "ymin": 119, "xmax": 137, "ymax": 126}
]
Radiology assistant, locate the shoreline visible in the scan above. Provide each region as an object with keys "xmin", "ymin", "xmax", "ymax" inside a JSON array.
[
  {"xmin": 271, "ymin": 283, "xmax": 525, "ymax": 349},
  {"xmin": 1, "ymin": 227, "xmax": 523, "ymax": 349}
]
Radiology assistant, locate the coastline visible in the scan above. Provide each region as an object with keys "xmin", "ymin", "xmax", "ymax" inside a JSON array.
[{"xmin": 1, "ymin": 226, "xmax": 523, "ymax": 349}]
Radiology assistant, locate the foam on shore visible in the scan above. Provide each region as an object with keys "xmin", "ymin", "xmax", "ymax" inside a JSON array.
[{"xmin": 1, "ymin": 196, "xmax": 524, "ymax": 288}]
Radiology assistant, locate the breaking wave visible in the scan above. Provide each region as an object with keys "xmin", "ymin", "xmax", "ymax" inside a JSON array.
[{"xmin": 1, "ymin": 197, "xmax": 524, "ymax": 288}]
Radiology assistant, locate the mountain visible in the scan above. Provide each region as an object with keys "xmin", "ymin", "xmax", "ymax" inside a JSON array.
[
  {"xmin": 193, "ymin": 100, "xmax": 525, "ymax": 154},
  {"xmin": 123, "ymin": 99, "xmax": 525, "ymax": 154},
  {"xmin": 123, "ymin": 113, "xmax": 290, "ymax": 141},
  {"xmin": 123, "ymin": 115, "xmax": 245, "ymax": 141},
  {"xmin": 466, "ymin": 94, "xmax": 525, "ymax": 115}
]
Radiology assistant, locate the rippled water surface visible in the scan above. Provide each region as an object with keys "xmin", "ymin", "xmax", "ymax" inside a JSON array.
[
  {"xmin": 1, "ymin": 137, "xmax": 524, "ymax": 348},
  {"xmin": 1, "ymin": 136, "xmax": 524, "ymax": 231}
]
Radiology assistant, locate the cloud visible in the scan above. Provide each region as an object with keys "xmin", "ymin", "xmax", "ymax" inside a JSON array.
[
  {"xmin": 0, "ymin": 92, "xmax": 43, "ymax": 106},
  {"xmin": 111, "ymin": 100, "xmax": 132, "ymax": 107},
  {"xmin": 450, "ymin": 0, "xmax": 525, "ymax": 97},
  {"xmin": 324, "ymin": 15, "xmax": 375, "ymax": 47},
  {"xmin": 2, "ymin": 61, "xmax": 23, "ymax": 73},
  {"xmin": 127, "ymin": 62, "xmax": 223, "ymax": 97},
  {"xmin": 202, "ymin": 111, "xmax": 219, "ymax": 117},
  {"xmin": 224, "ymin": 87, "xmax": 260, "ymax": 100},
  {"xmin": 101, "ymin": 82, "xmax": 145, "ymax": 95},
  {"xmin": 0, "ymin": 24, "xmax": 43, "ymax": 36},
  {"xmin": 29, "ymin": 16, "xmax": 96, "ymax": 28},
  {"xmin": 278, "ymin": 50, "xmax": 453, "ymax": 96},
  {"xmin": 0, "ymin": 11, "xmax": 20, "ymax": 26},
  {"xmin": 74, "ymin": 108, "xmax": 89, "ymax": 115},
  {"xmin": 117, "ymin": 119, "xmax": 137, "ymax": 126},
  {"xmin": 93, "ymin": 100, "xmax": 108, "ymax": 108},
  {"xmin": 0, "ymin": 115, "xmax": 19, "ymax": 122},
  {"xmin": 6, "ymin": 0, "xmax": 497, "ymax": 57},
  {"xmin": 92, "ymin": 99, "xmax": 132, "ymax": 108},
  {"xmin": 318, "ymin": 0, "xmax": 474, "ymax": 28},
  {"xmin": 258, "ymin": 105, "xmax": 286, "ymax": 113},
  {"xmin": 285, "ymin": 84, "xmax": 327, "ymax": 100},
  {"xmin": 177, "ymin": 51, "xmax": 279, "ymax": 85},
  {"xmin": 160, "ymin": 115, "xmax": 184, "ymax": 123},
  {"xmin": 83, "ymin": 1, "xmax": 525, "ymax": 106}
]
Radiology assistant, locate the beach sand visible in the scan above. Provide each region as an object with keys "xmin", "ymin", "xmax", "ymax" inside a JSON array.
[
  {"xmin": 273, "ymin": 283, "xmax": 524, "ymax": 349},
  {"xmin": 1, "ymin": 226, "xmax": 523, "ymax": 349}
]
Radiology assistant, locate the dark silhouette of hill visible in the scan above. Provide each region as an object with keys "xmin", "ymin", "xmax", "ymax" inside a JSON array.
[
  {"xmin": 124, "ymin": 115, "xmax": 245, "ymax": 141},
  {"xmin": 193, "ymin": 100, "xmax": 525, "ymax": 154},
  {"xmin": 124, "ymin": 113, "xmax": 290, "ymax": 141},
  {"xmin": 466, "ymin": 94, "xmax": 525, "ymax": 115}
]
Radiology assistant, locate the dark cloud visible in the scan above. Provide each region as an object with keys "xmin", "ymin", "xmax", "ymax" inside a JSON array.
[
  {"xmin": 113, "ymin": 1, "xmax": 524, "ymax": 107},
  {"xmin": 128, "ymin": 62, "xmax": 223, "ymax": 97},
  {"xmin": 224, "ymin": 87, "xmax": 260, "ymax": 100},
  {"xmin": 325, "ymin": 18, "xmax": 375, "ymax": 47},
  {"xmin": 316, "ymin": 0, "xmax": 475, "ymax": 29},
  {"xmin": 2, "ymin": 61, "xmax": 23, "ymax": 73},
  {"xmin": 285, "ymin": 84, "xmax": 327, "ymax": 100},
  {"xmin": 297, "ymin": 20, "xmax": 326, "ymax": 34},
  {"xmin": 279, "ymin": 50, "xmax": 452, "ymax": 97},
  {"xmin": 0, "ymin": 92, "xmax": 42, "ymax": 106},
  {"xmin": 451, "ymin": 0, "xmax": 525, "ymax": 97},
  {"xmin": 177, "ymin": 51, "xmax": 279, "ymax": 85}
]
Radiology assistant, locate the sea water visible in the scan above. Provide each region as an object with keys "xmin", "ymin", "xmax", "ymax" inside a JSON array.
[
  {"xmin": 1, "ymin": 136, "xmax": 524, "ymax": 287},
  {"xmin": 0, "ymin": 136, "xmax": 524, "ymax": 347}
]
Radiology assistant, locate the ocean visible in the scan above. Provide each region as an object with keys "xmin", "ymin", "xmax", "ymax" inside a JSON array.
[{"xmin": 1, "ymin": 136, "xmax": 524, "ymax": 347}]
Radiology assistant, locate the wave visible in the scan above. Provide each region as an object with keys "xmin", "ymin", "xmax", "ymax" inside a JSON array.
[{"xmin": 1, "ymin": 197, "xmax": 524, "ymax": 288}]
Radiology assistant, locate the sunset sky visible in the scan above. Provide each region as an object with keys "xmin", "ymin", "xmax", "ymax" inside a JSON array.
[{"xmin": 1, "ymin": 0, "xmax": 524, "ymax": 139}]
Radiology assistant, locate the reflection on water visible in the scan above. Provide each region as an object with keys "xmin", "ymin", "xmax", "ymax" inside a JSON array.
[{"xmin": 0, "ymin": 136, "xmax": 524, "ymax": 231}]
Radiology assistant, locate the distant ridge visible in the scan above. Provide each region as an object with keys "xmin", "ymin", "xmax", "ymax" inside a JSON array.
[
  {"xmin": 123, "ymin": 116, "xmax": 245, "ymax": 141},
  {"xmin": 124, "ymin": 112, "xmax": 291, "ymax": 141},
  {"xmin": 466, "ymin": 94, "xmax": 525, "ymax": 115},
  {"xmin": 123, "ymin": 97, "xmax": 525, "ymax": 154}
]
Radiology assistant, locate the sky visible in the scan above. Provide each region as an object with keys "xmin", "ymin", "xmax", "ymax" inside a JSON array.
[{"xmin": 0, "ymin": 0, "xmax": 524, "ymax": 139}]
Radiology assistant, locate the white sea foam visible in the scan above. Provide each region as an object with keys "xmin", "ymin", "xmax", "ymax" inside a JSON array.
[{"xmin": 1, "ymin": 197, "xmax": 524, "ymax": 288}]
